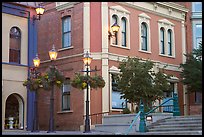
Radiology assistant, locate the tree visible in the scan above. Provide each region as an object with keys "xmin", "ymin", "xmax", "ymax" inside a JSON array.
[
  {"xmin": 180, "ymin": 42, "xmax": 202, "ymax": 93},
  {"xmin": 115, "ymin": 57, "xmax": 171, "ymax": 112}
]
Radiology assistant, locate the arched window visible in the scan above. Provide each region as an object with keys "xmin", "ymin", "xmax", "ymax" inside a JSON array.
[
  {"xmin": 141, "ymin": 22, "xmax": 147, "ymax": 51},
  {"xmin": 62, "ymin": 16, "xmax": 71, "ymax": 48},
  {"xmin": 121, "ymin": 17, "xmax": 127, "ymax": 47},
  {"xmin": 168, "ymin": 29, "xmax": 172, "ymax": 56},
  {"xmin": 160, "ymin": 27, "xmax": 165, "ymax": 54},
  {"xmin": 9, "ymin": 27, "xmax": 21, "ymax": 64},
  {"xmin": 112, "ymin": 15, "xmax": 118, "ymax": 45}
]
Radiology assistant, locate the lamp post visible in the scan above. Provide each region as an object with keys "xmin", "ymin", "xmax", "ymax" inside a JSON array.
[
  {"xmin": 31, "ymin": 54, "xmax": 40, "ymax": 132},
  {"xmin": 83, "ymin": 51, "xmax": 92, "ymax": 133},
  {"xmin": 47, "ymin": 45, "xmax": 58, "ymax": 133}
]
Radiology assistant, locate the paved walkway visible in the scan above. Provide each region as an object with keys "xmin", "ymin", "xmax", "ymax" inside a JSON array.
[{"xmin": 2, "ymin": 130, "xmax": 115, "ymax": 135}]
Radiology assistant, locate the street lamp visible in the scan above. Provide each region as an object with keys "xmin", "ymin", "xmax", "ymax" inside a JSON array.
[
  {"xmin": 83, "ymin": 51, "xmax": 92, "ymax": 133},
  {"xmin": 33, "ymin": 4, "xmax": 45, "ymax": 21},
  {"xmin": 47, "ymin": 44, "xmax": 58, "ymax": 133},
  {"xmin": 31, "ymin": 54, "xmax": 40, "ymax": 132},
  {"xmin": 108, "ymin": 22, "xmax": 120, "ymax": 38}
]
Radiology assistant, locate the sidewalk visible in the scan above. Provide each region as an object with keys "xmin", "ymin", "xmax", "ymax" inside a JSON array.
[{"xmin": 2, "ymin": 130, "xmax": 115, "ymax": 135}]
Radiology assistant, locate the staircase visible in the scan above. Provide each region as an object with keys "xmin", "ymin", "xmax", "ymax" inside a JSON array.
[
  {"xmin": 142, "ymin": 115, "xmax": 202, "ymax": 135},
  {"xmin": 93, "ymin": 114, "xmax": 202, "ymax": 135}
]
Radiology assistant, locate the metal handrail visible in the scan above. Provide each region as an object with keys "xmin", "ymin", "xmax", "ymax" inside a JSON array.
[
  {"xmin": 124, "ymin": 111, "xmax": 141, "ymax": 135},
  {"xmin": 145, "ymin": 98, "xmax": 173, "ymax": 116}
]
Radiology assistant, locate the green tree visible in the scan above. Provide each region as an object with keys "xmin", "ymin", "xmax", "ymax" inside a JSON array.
[
  {"xmin": 180, "ymin": 42, "xmax": 202, "ymax": 93},
  {"xmin": 115, "ymin": 57, "xmax": 171, "ymax": 112}
]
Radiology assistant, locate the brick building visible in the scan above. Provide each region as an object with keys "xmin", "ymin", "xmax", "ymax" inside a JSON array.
[
  {"xmin": 37, "ymin": 2, "xmax": 190, "ymax": 131},
  {"xmin": 176, "ymin": 2, "xmax": 202, "ymax": 115}
]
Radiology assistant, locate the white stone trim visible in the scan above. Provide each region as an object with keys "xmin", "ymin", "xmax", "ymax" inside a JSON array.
[
  {"xmin": 118, "ymin": 2, "xmax": 188, "ymax": 21},
  {"xmin": 181, "ymin": 21, "xmax": 186, "ymax": 64},
  {"xmin": 101, "ymin": 2, "xmax": 110, "ymax": 113},
  {"xmin": 55, "ymin": 2, "xmax": 80, "ymax": 11},
  {"xmin": 139, "ymin": 12, "xmax": 151, "ymax": 52}
]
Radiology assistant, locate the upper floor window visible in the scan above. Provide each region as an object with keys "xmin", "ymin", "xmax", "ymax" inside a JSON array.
[
  {"xmin": 167, "ymin": 29, "xmax": 172, "ymax": 56},
  {"xmin": 62, "ymin": 16, "xmax": 71, "ymax": 48},
  {"xmin": 141, "ymin": 22, "xmax": 148, "ymax": 51},
  {"xmin": 121, "ymin": 17, "xmax": 127, "ymax": 47},
  {"xmin": 195, "ymin": 24, "xmax": 202, "ymax": 49},
  {"xmin": 192, "ymin": 2, "xmax": 202, "ymax": 12},
  {"xmin": 138, "ymin": 13, "xmax": 151, "ymax": 53},
  {"xmin": 9, "ymin": 27, "xmax": 21, "ymax": 64},
  {"xmin": 158, "ymin": 19, "xmax": 175, "ymax": 57},
  {"xmin": 62, "ymin": 78, "xmax": 71, "ymax": 111},
  {"xmin": 109, "ymin": 5, "xmax": 130, "ymax": 49},
  {"xmin": 112, "ymin": 15, "xmax": 118, "ymax": 45},
  {"xmin": 160, "ymin": 27, "xmax": 165, "ymax": 54}
]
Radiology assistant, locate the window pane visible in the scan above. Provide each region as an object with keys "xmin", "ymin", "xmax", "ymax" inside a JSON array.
[
  {"xmin": 111, "ymin": 74, "xmax": 126, "ymax": 109},
  {"xmin": 141, "ymin": 23, "xmax": 147, "ymax": 51},
  {"xmin": 9, "ymin": 27, "xmax": 21, "ymax": 64},
  {"xmin": 68, "ymin": 32, "xmax": 71, "ymax": 47},
  {"xmin": 160, "ymin": 28, "xmax": 165, "ymax": 54},
  {"xmin": 63, "ymin": 18, "xmax": 68, "ymax": 32},
  {"xmin": 195, "ymin": 91, "xmax": 202, "ymax": 103},
  {"xmin": 193, "ymin": 2, "xmax": 202, "ymax": 12},
  {"xmin": 121, "ymin": 18, "xmax": 126, "ymax": 47},
  {"xmin": 168, "ymin": 30, "xmax": 172, "ymax": 55},
  {"xmin": 62, "ymin": 94, "xmax": 70, "ymax": 110},
  {"xmin": 63, "ymin": 33, "xmax": 68, "ymax": 47},
  {"xmin": 195, "ymin": 24, "xmax": 202, "ymax": 37}
]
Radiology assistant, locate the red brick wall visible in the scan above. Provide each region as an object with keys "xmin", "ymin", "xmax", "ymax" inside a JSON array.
[
  {"xmin": 189, "ymin": 104, "xmax": 202, "ymax": 115},
  {"xmin": 37, "ymin": 2, "xmax": 85, "ymax": 131}
]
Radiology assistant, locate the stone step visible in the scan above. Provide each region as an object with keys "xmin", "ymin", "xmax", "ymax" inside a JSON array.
[
  {"xmin": 148, "ymin": 127, "xmax": 202, "ymax": 132},
  {"xmin": 149, "ymin": 120, "xmax": 202, "ymax": 126},
  {"xmin": 129, "ymin": 130, "xmax": 202, "ymax": 135},
  {"xmin": 94, "ymin": 124, "xmax": 137, "ymax": 134},
  {"xmin": 148, "ymin": 123, "xmax": 202, "ymax": 129}
]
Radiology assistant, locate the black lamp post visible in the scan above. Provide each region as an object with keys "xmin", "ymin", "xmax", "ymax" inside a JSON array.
[
  {"xmin": 83, "ymin": 51, "xmax": 92, "ymax": 133},
  {"xmin": 31, "ymin": 54, "xmax": 40, "ymax": 132},
  {"xmin": 47, "ymin": 45, "xmax": 58, "ymax": 133}
]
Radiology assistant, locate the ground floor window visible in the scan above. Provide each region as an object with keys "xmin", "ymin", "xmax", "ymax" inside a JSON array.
[{"xmin": 111, "ymin": 74, "xmax": 127, "ymax": 109}]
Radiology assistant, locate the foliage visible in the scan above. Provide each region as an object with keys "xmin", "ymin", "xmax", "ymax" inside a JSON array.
[
  {"xmin": 23, "ymin": 66, "xmax": 65, "ymax": 91},
  {"xmin": 180, "ymin": 42, "xmax": 202, "ymax": 93},
  {"xmin": 41, "ymin": 66, "xmax": 65, "ymax": 90},
  {"xmin": 71, "ymin": 73, "xmax": 105, "ymax": 90},
  {"xmin": 23, "ymin": 77, "xmax": 43, "ymax": 91},
  {"xmin": 122, "ymin": 107, "xmax": 131, "ymax": 114},
  {"xmin": 115, "ymin": 57, "xmax": 171, "ymax": 106}
]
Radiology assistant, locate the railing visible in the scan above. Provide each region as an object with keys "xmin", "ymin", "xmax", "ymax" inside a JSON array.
[
  {"xmin": 145, "ymin": 98, "xmax": 173, "ymax": 115},
  {"xmin": 124, "ymin": 93, "xmax": 180, "ymax": 134},
  {"xmin": 138, "ymin": 93, "xmax": 180, "ymax": 133},
  {"xmin": 124, "ymin": 111, "xmax": 141, "ymax": 135},
  {"xmin": 83, "ymin": 112, "xmax": 109, "ymax": 125}
]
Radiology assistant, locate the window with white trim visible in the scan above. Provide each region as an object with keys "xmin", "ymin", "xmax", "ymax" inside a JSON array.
[
  {"xmin": 109, "ymin": 6, "xmax": 130, "ymax": 49},
  {"xmin": 112, "ymin": 15, "xmax": 119, "ymax": 45},
  {"xmin": 62, "ymin": 78, "xmax": 71, "ymax": 111},
  {"xmin": 9, "ymin": 27, "xmax": 21, "ymax": 64},
  {"xmin": 160, "ymin": 27, "xmax": 165, "ymax": 54},
  {"xmin": 138, "ymin": 13, "xmax": 151, "ymax": 53},
  {"xmin": 158, "ymin": 19, "xmax": 175, "ymax": 57},
  {"xmin": 121, "ymin": 17, "xmax": 127, "ymax": 47},
  {"xmin": 62, "ymin": 16, "xmax": 71, "ymax": 48}
]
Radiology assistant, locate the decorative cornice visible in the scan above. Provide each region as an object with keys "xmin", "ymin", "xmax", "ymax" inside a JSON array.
[
  {"xmin": 55, "ymin": 2, "xmax": 80, "ymax": 11},
  {"xmin": 116, "ymin": 2, "xmax": 188, "ymax": 21}
]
